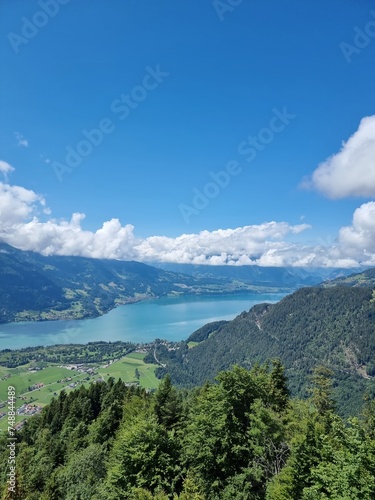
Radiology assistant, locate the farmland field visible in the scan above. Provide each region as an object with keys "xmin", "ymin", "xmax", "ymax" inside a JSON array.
[
  {"xmin": 98, "ymin": 352, "xmax": 160, "ymax": 390},
  {"xmin": 0, "ymin": 352, "xmax": 159, "ymax": 432}
]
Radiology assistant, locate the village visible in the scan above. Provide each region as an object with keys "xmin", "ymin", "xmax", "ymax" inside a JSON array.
[{"xmin": 0, "ymin": 348, "xmax": 162, "ymax": 434}]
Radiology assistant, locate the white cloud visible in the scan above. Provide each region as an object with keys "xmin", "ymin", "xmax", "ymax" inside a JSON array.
[
  {"xmin": 0, "ymin": 178, "xmax": 374, "ymax": 268},
  {"xmin": 14, "ymin": 132, "xmax": 29, "ymax": 148},
  {"xmin": 305, "ymin": 115, "xmax": 375, "ymax": 198},
  {"xmin": 0, "ymin": 182, "xmax": 45, "ymax": 227},
  {"xmin": 5, "ymin": 214, "xmax": 139, "ymax": 260},
  {"xmin": 0, "ymin": 160, "xmax": 15, "ymax": 179},
  {"xmin": 0, "ymin": 181, "xmax": 137, "ymax": 259},
  {"xmin": 137, "ymin": 223, "xmax": 311, "ymax": 265},
  {"xmin": 337, "ymin": 201, "xmax": 375, "ymax": 266}
]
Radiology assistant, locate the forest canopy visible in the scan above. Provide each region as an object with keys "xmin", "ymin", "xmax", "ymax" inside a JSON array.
[{"xmin": 1, "ymin": 361, "xmax": 375, "ymax": 499}]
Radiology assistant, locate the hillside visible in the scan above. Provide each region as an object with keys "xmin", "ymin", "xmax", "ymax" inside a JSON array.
[
  {"xmin": 0, "ymin": 243, "xmax": 193, "ymax": 323},
  {"xmin": 1, "ymin": 243, "xmax": 277, "ymax": 324},
  {"xmin": 152, "ymin": 261, "xmax": 357, "ymax": 287},
  {"xmin": 321, "ymin": 266, "xmax": 375, "ymax": 288},
  {"xmin": 0, "ymin": 243, "xmax": 324, "ymax": 325},
  {"xmin": 153, "ymin": 273, "xmax": 375, "ymax": 414}
]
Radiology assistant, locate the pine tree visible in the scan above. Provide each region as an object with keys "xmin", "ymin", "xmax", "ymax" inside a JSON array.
[
  {"xmin": 269, "ymin": 358, "xmax": 289, "ymax": 412},
  {"xmin": 154, "ymin": 374, "xmax": 182, "ymax": 430}
]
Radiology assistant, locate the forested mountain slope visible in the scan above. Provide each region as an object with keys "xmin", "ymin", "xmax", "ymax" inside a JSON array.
[
  {"xmin": 0, "ymin": 243, "xmax": 289, "ymax": 324},
  {"xmin": 0, "ymin": 242, "xmax": 198, "ymax": 323},
  {"xmin": 0, "ymin": 242, "xmax": 363, "ymax": 324},
  {"xmin": 321, "ymin": 266, "xmax": 375, "ymax": 288},
  {"xmin": 154, "ymin": 278, "xmax": 375, "ymax": 414},
  {"xmin": 152, "ymin": 261, "xmax": 357, "ymax": 287}
]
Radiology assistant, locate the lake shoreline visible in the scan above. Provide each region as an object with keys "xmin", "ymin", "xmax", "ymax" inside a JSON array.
[
  {"xmin": 1, "ymin": 288, "xmax": 294, "ymax": 326},
  {"xmin": 0, "ymin": 292, "xmax": 288, "ymax": 351}
]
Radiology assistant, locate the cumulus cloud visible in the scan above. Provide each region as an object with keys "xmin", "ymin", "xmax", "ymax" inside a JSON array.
[
  {"xmin": 0, "ymin": 179, "xmax": 314, "ymax": 265},
  {"xmin": 0, "ymin": 173, "xmax": 374, "ymax": 268},
  {"xmin": 137, "ymin": 223, "xmax": 310, "ymax": 265},
  {"xmin": 0, "ymin": 188, "xmax": 311, "ymax": 264},
  {"xmin": 4, "ymin": 213, "xmax": 139, "ymax": 260},
  {"xmin": 337, "ymin": 201, "xmax": 375, "ymax": 266},
  {"xmin": 304, "ymin": 115, "xmax": 375, "ymax": 198},
  {"xmin": 0, "ymin": 182, "xmax": 45, "ymax": 226}
]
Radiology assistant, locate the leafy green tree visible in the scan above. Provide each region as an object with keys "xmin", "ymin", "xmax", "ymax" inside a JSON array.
[
  {"xmin": 300, "ymin": 416, "xmax": 375, "ymax": 499},
  {"xmin": 100, "ymin": 396, "xmax": 180, "ymax": 498},
  {"xmin": 182, "ymin": 383, "xmax": 232, "ymax": 495},
  {"xmin": 1, "ymin": 470, "xmax": 26, "ymax": 500},
  {"xmin": 183, "ymin": 364, "xmax": 287, "ymax": 497},
  {"xmin": 266, "ymin": 418, "xmax": 323, "ymax": 499},
  {"xmin": 178, "ymin": 472, "xmax": 205, "ymax": 499},
  {"xmin": 53, "ymin": 444, "xmax": 106, "ymax": 500},
  {"xmin": 89, "ymin": 401, "xmax": 123, "ymax": 447},
  {"xmin": 361, "ymin": 395, "xmax": 375, "ymax": 440}
]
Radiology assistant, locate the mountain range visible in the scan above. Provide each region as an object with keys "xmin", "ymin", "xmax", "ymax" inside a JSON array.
[
  {"xmin": 0, "ymin": 242, "xmax": 354, "ymax": 324},
  {"xmin": 0, "ymin": 242, "xmax": 235, "ymax": 324},
  {"xmin": 151, "ymin": 261, "xmax": 356, "ymax": 287}
]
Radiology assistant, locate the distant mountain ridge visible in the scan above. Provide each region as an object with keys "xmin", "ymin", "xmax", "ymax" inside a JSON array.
[
  {"xmin": 320, "ymin": 267, "xmax": 375, "ymax": 288},
  {"xmin": 0, "ymin": 242, "xmax": 369, "ymax": 328},
  {"xmin": 0, "ymin": 243, "xmax": 295, "ymax": 324},
  {"xmin": 151, "ymin": 261, "xmax": 360, "ymax": 287},
  {"xmin": 0, "ymin": 243, "xmax": 230, "ymax": 324}
]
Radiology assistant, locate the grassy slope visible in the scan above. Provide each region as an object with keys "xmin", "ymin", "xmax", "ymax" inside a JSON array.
[
  {"xmin": 98, "ymin": 352, "xmax": 159, "ymax": 390},
  {"xmin": 0, "ymin": 353, "xmax": 159, "ymax": 432}
]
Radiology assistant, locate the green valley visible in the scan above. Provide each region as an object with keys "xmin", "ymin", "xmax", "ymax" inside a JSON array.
[{"xmin": 0, "ymin": 350, "xmax": 159, "ymax": 433}]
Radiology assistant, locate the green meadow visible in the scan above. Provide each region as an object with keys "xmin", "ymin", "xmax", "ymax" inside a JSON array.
[
  {"xmin": 0, "ymin": 352, "xmax": 159, "ymax": 432},
  {"xmin": 98, "ymin": 352, "xmax": 160, "ymax": 390}
]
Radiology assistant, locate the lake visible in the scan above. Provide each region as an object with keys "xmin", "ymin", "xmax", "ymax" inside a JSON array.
[{"xmin": 0, "ymin": 293, "xmax": 286, "ymax": 350}]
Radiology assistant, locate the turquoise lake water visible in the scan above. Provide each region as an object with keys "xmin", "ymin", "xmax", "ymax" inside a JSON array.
[{"xmin": 0, "ymin": 293, "xmax": 286, "ymax": 350}]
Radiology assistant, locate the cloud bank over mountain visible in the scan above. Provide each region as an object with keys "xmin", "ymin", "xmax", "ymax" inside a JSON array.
[
  {"xmin": 1, "ymin": 115, "xmax": 375, "ymax": 269},
  {"xmin": 0, "ymin": 164, "xmax": 374, "ymax": 268}
]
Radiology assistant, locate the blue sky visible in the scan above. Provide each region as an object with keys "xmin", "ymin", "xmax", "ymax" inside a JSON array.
[{"xmin": 0, "ymin": 0, "xmax": 374, "ymax": 267}]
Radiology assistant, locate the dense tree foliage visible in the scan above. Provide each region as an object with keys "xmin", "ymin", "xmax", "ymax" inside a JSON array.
[{"xmin": 1, "ymin": 363, "xmax": 375, "ymax": 499}]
